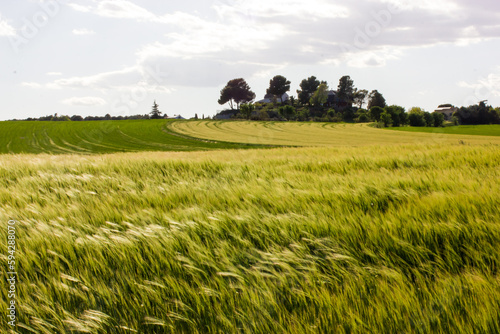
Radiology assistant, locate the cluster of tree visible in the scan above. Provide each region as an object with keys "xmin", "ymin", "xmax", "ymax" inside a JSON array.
[
  {"xmin": 454, "ymin": 102, "xmax": 500, "ymax": 125},
  {"xmin": 220, "ymin": 75, "xmax": 389, "ymax": 123},
  {"xmin": 368, "ymin": 106, "xmax": 445, "ymax": 128},
  {"xmin": 21, "ymin": 114, "xmax": 153, "ymax": 122},
  {"xmin": 217, "ymin": 75, "xmax": 500, "ymax": 128},
  {"xmin": 218, "ymin": 75, "xmax": 387, "ymax": 121}
]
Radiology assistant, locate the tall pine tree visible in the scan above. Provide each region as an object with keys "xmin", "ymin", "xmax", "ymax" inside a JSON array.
[{"xmin": 150, "ymin": 100, "xmax": 163, "ymax": 119}]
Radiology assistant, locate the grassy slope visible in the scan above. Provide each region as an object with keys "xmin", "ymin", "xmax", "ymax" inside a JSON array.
[
  {"xmin": 169, "ymin": 121, "xmax": 500, "ymax": 147},
  {"xmin": 0, "ymin": 120, "xmax": 261, "ymax": 154},
  {"xmin": 386, "ymin": 124, "xmax": 500, "ymax": 137},
  {"xmin": 1, "ymin": 144, "xmax": 500, "ymax": 333}
]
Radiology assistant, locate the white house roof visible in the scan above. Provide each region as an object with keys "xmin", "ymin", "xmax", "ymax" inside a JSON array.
[{"xmin": 257, "ymin": 93, "xmax": 289, "ymax": 104}]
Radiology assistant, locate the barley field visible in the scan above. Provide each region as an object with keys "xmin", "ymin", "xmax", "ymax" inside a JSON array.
[
  {"xmin": 168, "ymin": 121, "xmax": 500, "ymax": 147},
  {"xmin": 1, "ymin": 122, "xmax": 500, "ymax": 333}
]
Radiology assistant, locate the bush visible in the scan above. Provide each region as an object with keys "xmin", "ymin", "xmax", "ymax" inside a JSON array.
[
  {"xmin": 250, "ymin": 110, "xmax": 270, "ymax": 121},
  {"xmin": 279, "ymin": 106, "xmax": 296, "ymax": 121},
  {"xmin": 355, "ymin": 113, "xmax": 369, "ymax": 123},
  {"xmin": 296, "ymin": 108, "xmax": 310, "ymax": 121}
]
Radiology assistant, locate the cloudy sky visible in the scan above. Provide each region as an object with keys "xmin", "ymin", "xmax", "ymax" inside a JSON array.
[{"xmin": 0, "ymin": 0, "xmax": 499, "ymax": 120}]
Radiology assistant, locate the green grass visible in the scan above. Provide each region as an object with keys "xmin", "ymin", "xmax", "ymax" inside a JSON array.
[
  {"xmin": 1, "ymin": 143, "xmax": 500, "ymax": 333},
  {"xmin": 386, "ymin": 124, "xmax": 500, "ymax": 137},
  {"xmin": 0, "ymin": 120, "xmax": 263, "ymax": 154}
]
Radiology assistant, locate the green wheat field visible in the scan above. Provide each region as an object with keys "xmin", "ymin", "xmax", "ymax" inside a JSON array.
[{"xmin": 1, "ymin": 120, "xmax": 500, "ymax": 333}]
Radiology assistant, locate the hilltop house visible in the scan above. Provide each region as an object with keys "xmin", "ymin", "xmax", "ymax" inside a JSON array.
[
  {"xmin": 257, "ymin": 93, "xmax": 290, "ymax": 104},
  {"xmin": 434, "ymin": 104, "xmax": 458, "ymax": 120},
  {"xmin": 325, "ymin": 90, "xmax": 352, "ymax": 109}
]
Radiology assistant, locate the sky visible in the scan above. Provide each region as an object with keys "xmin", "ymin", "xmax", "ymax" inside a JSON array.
[{"xmin": 0, "ymin": 0, "xmax": 499, "ymax": 121}]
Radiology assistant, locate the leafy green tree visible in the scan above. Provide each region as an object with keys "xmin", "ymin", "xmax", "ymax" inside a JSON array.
[
  {"xmin": 490, "ymin": 107, "xmax": 500, "ymax": 124},
  {"xmin": 408, "ymin": 107, "xmax": 426, "ymax": 127},
  {"xmin": 380, "ymin": 111, "xmax": 393, "ymax": 127},
  {"xmin": 267, "ymin": 75, "xmax": 291, "ymax": 104},
  {"xmin": 367, "ymin": 90, "xmax": 386, "ymax": 109},
  {"xmin": 297, "ymin": 76, "xmax": 320, "ymax": 105},
  {"xmin": 353, "ymin": 89, "xmax": 368, "ymax": 109},
  {"xmin": 337, "ymin": 75, "xmax": 355, "ymax": 108},
  {"xmin": 240, "ymin": 103, "xmax": 255, "ymax": 120},
  {"xmin": 384, "ymin": 105, "xmax": 405, "ymax": 127},
  {"xmin": 432, "ymin": 112, "xmax": 445, "ymax": 127},
  {"xmin": 310, "ymin": 83, "xmax": 328, "ymax": 108},
  {"xmin": 150, "ymin": 100, "xmax": 162, "ymax": 119},
  {"xmin": 369, "ymin": 106, "xmax": 385, "ymax": 121},
  {"xmin": 218, "ymin": 78, "xmax": 256, "ymax": 110},
  {"xmin": 423, "ymin": 112, "xmax": 434, "ymax": 127}
]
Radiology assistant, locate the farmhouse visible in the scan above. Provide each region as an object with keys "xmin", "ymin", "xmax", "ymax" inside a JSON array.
[
  {"xmin": 434, "ymin": 104, "xmax": 458, "ymax": 120},
  {"xmin": 326, "ymin": 90, "xmax": 352, "ymax": 109},
  {"xmin": 257, "ymin": 93, "xmax": 290, "ymax": 104}
]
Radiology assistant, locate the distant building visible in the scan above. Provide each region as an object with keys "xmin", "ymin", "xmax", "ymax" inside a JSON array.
[
  {"xmin": 327, "ymin": 90, "xmax": 340, "ymax": 107},
  {"xmin": 434, "ymin": 104, "xmax": 458, "ymax": 120},
  {"xmin": 257, "ymin": 93, "xmax": 289, "ymax": 104},
  {"xmin": 326, "ymin": 90, "xmax": 352, "ymax": 109}
]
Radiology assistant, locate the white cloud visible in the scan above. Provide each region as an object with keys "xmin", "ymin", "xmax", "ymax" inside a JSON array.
[
  {"xmin": 0, "ymin": 15, "xmax": 15, "ymax": 36},
  {"xmin": 50, "ymin": 67, "xmax": 140, "ymax": 89},
  {"xmin": 68, "ymin": 3, "xmax": 92, "ymax": 13},
  {"xmin": 22, "ymin": 82, "xmax": 43, "ymax": 89},
  {"xmin": 24, "ymin": 0, "xmax": 500, "ymax": 93},
  {"xmin": 379, "ymin": 0, "xmax": 461, "ymax": 15},
  {"xmin": 70, "ymin": 0, "xmax": 159, "ymax": 21},
  {"xmin": 72, "ymin": 28, "xmax": 95, "ymax": 35},
  {"xmin": 95, "ymin": 0, "xmax": 157, "ymax": 20},
  {"xmin": 213, "ymin": 0, "xmax": 350, "ymax": 20},
  {"xmin": 338, "ymin": 46, "xmax": 404, "ymax": 68},
  {"xmin": 24, "ymin": 65, "xmax": 174, "ymax": 94},
  {"xmin": 61, "ymin": 97, "xmax": 107, "ymax": 107},
  {"xmin": 458, "ymin": 69, "xmax": 500, "ymax": 100}
]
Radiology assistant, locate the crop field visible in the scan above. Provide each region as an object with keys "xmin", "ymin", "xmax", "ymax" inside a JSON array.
[
  {"xmin": 0, "ymin": 120, "xmax": 258, "ymax": 154},
  {"xmin": 1, "ymin": 121, "xmax": 500, "ymax": 333},
  {"xmin": 168, "ymin": 120, "xmax": 500, "ymax": 147},
  {"xmin": 387, "ymin": 124, "xmax": 500, "ymax": 137}
]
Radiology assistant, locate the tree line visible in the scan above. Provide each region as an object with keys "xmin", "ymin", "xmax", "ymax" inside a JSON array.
[
  {"xmin": 217, "ymin": 75, "xmax": 500, "ymax": 127},
  {"xmin": 12, "ymin": 101, "xmax": 197, "ymax": 122}
]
